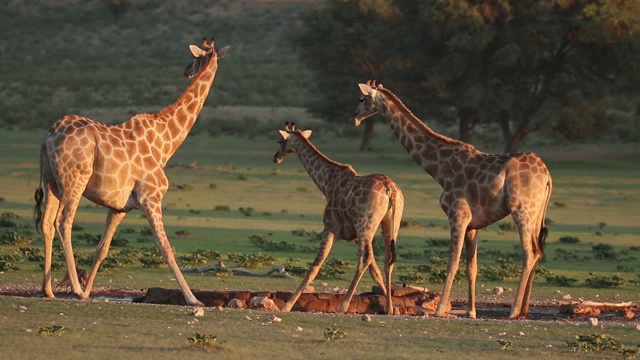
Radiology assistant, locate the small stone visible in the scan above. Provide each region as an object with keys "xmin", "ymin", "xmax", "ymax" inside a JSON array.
[
  {"xmin": 493, "ymin": 287, "xmax": 504, "ymax": 296},
  {"xmin": 518, "ymin": 332, "xmax": 525, "ymax": 337},
  {"xmin": 270, "ymin": 315, "xmax": 282, "ymax": 323},
  {"xmin": 321, "ymin": 282, "xmax": 328, "ymax": 287},
  {"xmin": 635, "ymin": 324, "xmax": 640, "ymax": 331},
  {"xmin": 562, "ymin": 294, "xmax": 571, "ymax": 300},
  {"xmin": 245, "ymin": 315, "xmax": 252, "ymax": 321},
  {"xmin": 303, "ymin": 285, "xmax": 314, "ymax": 293},
  {"xmin": 192, "ymin": 307, "xmax": 205, "ymax": 317},
  {"xmin": 361, "ymin": 314, "xmax": 372, "ymax": 322},
  {"xmin": 295, "ymin": 325, "xmax": 303, "ymax": 332},
  {"xmin": 546, "ymin": 344, "xmax": 553, "ymax": 349},
  {"xmin": 588, "ymin": 318, "xmax": 598, "ymax": 327}
]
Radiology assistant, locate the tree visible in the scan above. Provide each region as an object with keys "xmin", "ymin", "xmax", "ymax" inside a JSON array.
[
  {"xmin": 293, "ymin": 0, "xmax": 415, "ymax": 150},
  {"xmin": 295, "ymin": 0, "xmax": 640, "ymax": 152}
]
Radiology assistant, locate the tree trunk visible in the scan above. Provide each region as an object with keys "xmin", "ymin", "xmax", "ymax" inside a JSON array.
[
  {"xmin": 458, "ymin": 112, "xmax": 473, "ymax": 143},
  {"xmin": 359, "ymin": 120, "xmax": 375, "ymax": 151},
  {"xmin": 499, "ymin": 110, "xmax": 520, "ymax": 153}
]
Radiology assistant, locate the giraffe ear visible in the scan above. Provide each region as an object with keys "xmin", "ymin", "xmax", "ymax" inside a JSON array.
[
  {"xmin": 216, "ymin": 45, "xmax": 230, "ymax": 59},
  {"xmin": 358, "ymin": 83, "xmax": 374, "ymax": 96},
  {"xmin": 189, "ymin": 45, "xmax": 207, "ymax": 58},
  {"xmin": 300, "ymin": 130, "xmax": 312, "ymax": 139},
  {"xmin": 278, "ymin": 130, "xmax": 289, "ymax": 140}
]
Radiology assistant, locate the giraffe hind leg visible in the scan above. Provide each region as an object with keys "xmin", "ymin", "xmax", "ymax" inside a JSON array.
[
  {"xmin": 338, "ymin": 239, "xmax": 374, "ymax": 313},
  {"xmin": 41, "ymin": 188, "xmax": 59, "ymax": 298},
  {"xmin": 55, "ymin": 197, "xmax": 84, "ymax": 298},
  {"xmin": 82, "ymin": 209, "xmax": 127, "ymax": 299}
]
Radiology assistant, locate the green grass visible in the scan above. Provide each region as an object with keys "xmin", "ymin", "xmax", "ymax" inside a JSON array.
[
  {"xmin": 0, "ymin": 129, "xmax": 639, "ymax": 359},
  {"xmin": 0, "ymin": 296, "xmax": 638, "ymax": 360}
]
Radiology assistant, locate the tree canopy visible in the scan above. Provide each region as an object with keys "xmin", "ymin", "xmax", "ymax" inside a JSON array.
[{"xmin": 295, "ymin": 0, "xmax": 640, "ymax": 152}]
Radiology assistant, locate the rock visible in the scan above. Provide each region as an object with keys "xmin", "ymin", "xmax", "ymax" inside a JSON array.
[
  {"xmin": 227, "ymin": 298, "xmax": 244, "ymax": 309},
  {"xmin": 249, "ymin": 296, "xmax": 279, "ymax": 311},
  {"xmin": 562, "ymin": 294, "xmax": 571, "ymax": 300},
  {"xmin": 295, "ymin": 325, "xmax": 303, "ymax": 332},
  {"xmin": 493, "ymin": 287, "xmax": 504, "ymax": 296},
  {"xmin": 303, "ymin": 285, "xmax": 314, "ymax": 293},
  {"xmin": 361, "ymin": 314, "xmax": 372, "ymax": 322},
  {"xmin": 192, "ymin": 307, "xmax": 205, "ymax": 317},
  {"xmin": 588, "ymin": 318, "xmax": 598, "ymax": 327}
]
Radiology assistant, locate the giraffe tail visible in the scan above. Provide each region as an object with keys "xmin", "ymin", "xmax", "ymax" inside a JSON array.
[
  {"xmin": 33, "ymin": 142, "xmax": 46, "ymax": 233},
  {"xmin": 386, "ymin": 183, "xmax": 404, "ymax": 268},
  {"xmin": 536, "ymin": 176, "xmax": 553, "ymax": 254}
]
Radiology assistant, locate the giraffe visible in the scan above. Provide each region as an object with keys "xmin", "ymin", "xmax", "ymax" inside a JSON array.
[
  {"xmin": 33, "ymin": 38, "xmax": 229, "ymax": 306},
  {"xmin": 351, "ymin": 80, "xmax": 552, "ymax": 319},
  {"xmin": 273, "ymin": 122, "xmax": 404, "ymax": 314}
]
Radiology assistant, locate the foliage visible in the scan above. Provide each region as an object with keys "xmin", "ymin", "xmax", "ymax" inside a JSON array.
[
  {"xmin": 249, "ymin": 234, "xmax": 296, "ymax": 252},
  {"xmin": 545, "ymin": 274, "xmax": 578, "ymax": 287},
  {"xmin": 0, "ymin": 260, "xmax": 18, "ymax": 271},
  {"xmin": 496, "ymin": 339, "xmax": 512, "ymax": 351},
  {"xmin": 295, "ymin": 0, "xmax": 640, "ymax": 151},
  {"xmin": 323, "ymin": 327, "xmax": 346, "ymax": 341},
  {"xmin": 0, "ymin": 230, "xmax": 33, "ymax": 246},
  {"xmin": 566, "ymin": 333, "xmax": 626, "ymax": 354},
  {"xmin": 558, "ymin": 236, "xmax": 581, "ymax": 244},
  {"xmin": 138, "ymin": 247, "xmax": 167, "ymax": 268},
  {"xmin": 227, "ymin": 252, "xmax": 276, "ymax": 268},
  {"xmin": 187, "ymin": 332, "xmax": 219, "ymax": 348},
  {"xmin": 584, "ymin": 273, "xmax": 626, "ymax": 289},
  {"xmin": 38, "ymin": 325, "xmax": 65, "ymax": 336},
  {"xmin": 0, "ymin": 1, "xmax": 314, "ymax": 129}
]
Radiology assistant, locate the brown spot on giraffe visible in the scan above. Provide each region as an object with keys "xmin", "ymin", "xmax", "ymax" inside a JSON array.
[
  {"xmin": 273, "ymin": 123, "xmax": 404, "ymax": 315},
  {"xmin": 351, "ymin": 80, "xmax": 552, "ymax": 319},
  {"xmin": 33, "ymin": 38, "xmax": 229, "ymax": 306}
]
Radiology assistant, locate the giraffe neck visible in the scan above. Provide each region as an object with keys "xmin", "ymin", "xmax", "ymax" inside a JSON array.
[
  {"xmin": 375, "ymin": 89, "xmax": 480, "ymax": 187},
  {"xmin": 291, "ymin": 134, "xmax": 357, "ymax": 197},
  {"xmin": 132, "ymin": 55, "xmax": 220, "ymax": 165}
]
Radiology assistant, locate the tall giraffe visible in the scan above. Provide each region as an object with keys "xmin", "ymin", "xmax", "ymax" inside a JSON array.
[
  {"xmin": 351, "ymin": 80, "xmax": 552, "ymax": 319},
  {"xmin": 33, "ymin": 38, "xmax": 229, "ymax": 306},
  {"xmin": 274, "ymin": 123, "xmax": 404, "ymax": 314}
]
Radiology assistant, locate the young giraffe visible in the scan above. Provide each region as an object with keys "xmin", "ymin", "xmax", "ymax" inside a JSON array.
[
  {"xmin": 273, "ymin": 123, "xmax": 404, "ymax": 314},
  {"xmin": 351, "ymin": 80, "xmax": 552, "ymax": 319},
  {"xmin": 33, "ymin": 38, "xmax": 229, "ymax": 306}
]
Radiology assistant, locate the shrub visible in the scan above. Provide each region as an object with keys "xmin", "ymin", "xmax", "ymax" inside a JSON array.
[
  {"xmin": 558, "ymin": 236, "xmax": 580, "ymax": 244},
  {"xmin": 584, "ymin": 273, "xmax": 625, "ymax": 288},
  {"xmin": 545, "ymin": 274, "xmax": 578, "ymax": 286}
]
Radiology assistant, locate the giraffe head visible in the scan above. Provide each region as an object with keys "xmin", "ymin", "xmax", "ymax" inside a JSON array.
[
  {"xmin": 351, "ymin": 79, "xmax": 383, "ymax": 126},
  {"xmin": 183, "ymin": 38, "xmax": 230, "ymax": 78},
  {"xmin": 273, "ymin": 122, "xmax": 312, "ymax": 164}
]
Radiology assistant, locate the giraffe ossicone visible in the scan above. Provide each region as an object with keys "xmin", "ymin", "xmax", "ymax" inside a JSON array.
[
  {"xmin": 33, "ymin": 37, "xmax": 229, "ymax": 306},
  {"xmin": 351, "ymin": 80, "xmax": 552, "ymax": 319},
  {"xmin": 274, "ymin": 122, "xmax": 404, "ymax": 314}
]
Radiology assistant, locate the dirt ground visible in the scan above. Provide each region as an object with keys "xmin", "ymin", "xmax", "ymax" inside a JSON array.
[{"xmin": 1, "ymin": 284, "xmax": 637, "ymax": 324}]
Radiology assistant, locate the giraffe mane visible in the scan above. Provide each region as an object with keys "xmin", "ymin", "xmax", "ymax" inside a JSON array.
[
  {"xmin": 378, "ymin": 87, "xmax": 477, "ymax": 152},
  {"xmin": 296, "ymin": 131, "xmax": 358, "ymax": 175}
]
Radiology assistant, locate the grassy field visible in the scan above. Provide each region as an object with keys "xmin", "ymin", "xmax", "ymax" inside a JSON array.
[{"xmin": 0, "ymin": 126, "xmax": 639, "ymax": 358}]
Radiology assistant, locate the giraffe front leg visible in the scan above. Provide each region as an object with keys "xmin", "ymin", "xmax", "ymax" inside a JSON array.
[
  {"xmin": 434, "ymin": 219, "xmax": 469, "ymax": 317},
  {"xmin": 82, "ymin": 209, "xmax": 127, "ymax": 299},
  {"xmin": 338, "ymin": 239, "xmax": 373, "ymax": 313},
  {"xmin": 464, "ymin": 229, "xmax": 478, "ymax": 319},
  {"xmin": 282, "ymin": 231, "xmax": 335, "ymax": 312},
  {"xmin": 145, "ymin": 206, "xmax": 203, "ymax": 307}
]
